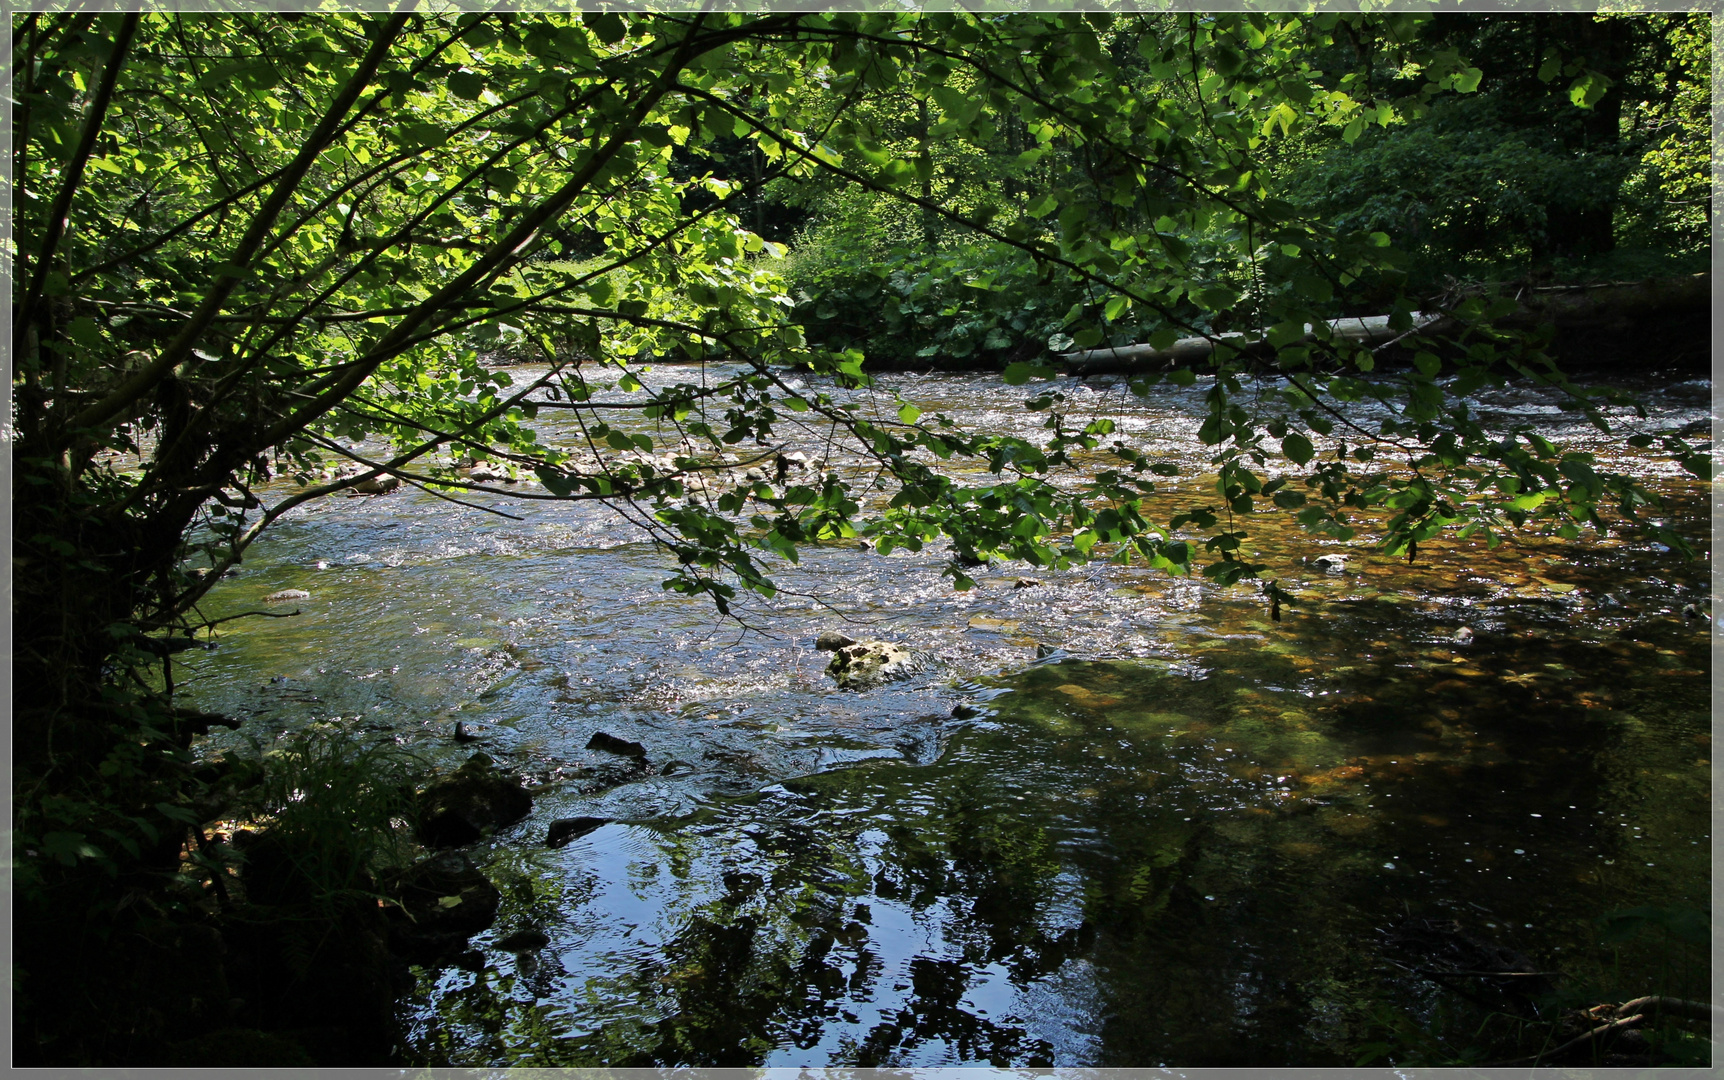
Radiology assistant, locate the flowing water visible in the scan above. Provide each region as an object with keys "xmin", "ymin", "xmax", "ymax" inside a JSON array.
[{"xmin": 180, "ymin": 366, "xmax": 1713, "ymax": 1067}]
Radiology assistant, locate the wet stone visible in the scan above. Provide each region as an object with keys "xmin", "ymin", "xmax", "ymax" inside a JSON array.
[
  {"xmin": 545, "ymin": 816, "xmax": 610, "ymax": 849},
  {"xmin": 454, "ymin": 950, "xmax": 486, "ymax": 973},
  {"xmin": 815, "ymin": 630, "xmax": 859, "ymax": 651},
  {"xmin": 383, "ymin": 851, "xmax": 502, "ymax": 964},
  {"xmin": 495, "ymin": 928, "xmax": 551, "ymax": 952},
  {"xmin": 351, "ymin": 474, "xmax": 400, "ymax": 495},
  {"xmin": 586, "ymin": 731, "xmax": 646, "ymax": 758},
  {"xmin": 416, "ymin": 752, "xmax": 533, "ymax": 848},
  {"xmin": 825, "ymin": 640, "xmax": 935, "ymax": 691}
]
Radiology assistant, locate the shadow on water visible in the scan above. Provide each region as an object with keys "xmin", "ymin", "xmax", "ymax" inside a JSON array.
[
  {"xmin": 398, "ymin": 590, "xmax": 1708, "ymax": 1066},
  {"xmin": 177, "ymin": 368, "xmax": 1711, "ymax": 1066}
]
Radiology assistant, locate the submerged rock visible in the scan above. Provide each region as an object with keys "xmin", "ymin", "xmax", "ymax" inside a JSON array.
[
  {"xmin": 1312, "ymin": 553, "xmax": 1348, "ymax": 573},
  {"xmin": 545, "ymin": 816, "xmax": 610, "ymax": 849},
  {"xmin": 264, "ymin": 589, "xmax": 310, "ymax": 603},
  {"xmin": 825, "ymin": 640, "xmax": 935, "ymax": 690},
  {"xmin": 495, "ymin": 927, "xmax": 551, "ymax": 952},
  {"xmin": 416, "ymin": 753, "xmax": 533, "ymax": 848},
  {"xmin": 383, "ymin": 851, "xmax": 502, "ymax": 963}
]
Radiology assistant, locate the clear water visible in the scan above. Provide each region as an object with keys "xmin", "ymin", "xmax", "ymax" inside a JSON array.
[{"xmin": 179, "ymin": 368, "xmax": 1713, "ymax": 1066}]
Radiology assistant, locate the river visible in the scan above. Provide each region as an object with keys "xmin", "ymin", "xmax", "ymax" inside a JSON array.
[{"xmin": 180, "ymin": 365, "xmax": 1712, "ymax": 1067}]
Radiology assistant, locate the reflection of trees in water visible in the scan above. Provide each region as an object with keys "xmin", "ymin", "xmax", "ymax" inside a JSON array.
[
  {"xmin": 416, "ymin": 569, "xmax": 1708, "ymax": 1067},
  {"xmin": 546, "ymin": 769, "xmax": 1095, "ymax": 1066}
]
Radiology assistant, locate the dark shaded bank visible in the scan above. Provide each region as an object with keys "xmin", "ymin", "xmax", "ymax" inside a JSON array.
[
  {"xmin": 1053, "ymin": 273, "xmax": 1711, "ymax": 380},
  {"xmin": 13, "ymin": 743, "xmax": 535, "ymax": 1067},
  {"xmin": 1492, "ymin": 274, "xmax": 1712, "ymax": 376}
]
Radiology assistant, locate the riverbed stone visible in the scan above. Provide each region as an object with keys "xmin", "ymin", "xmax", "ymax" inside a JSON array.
[
  {"xmin": 263, "ymin": 589, "xmax": 309, "ymax": 603},
  {"xmin": 351, "ymin": 474, "xmax": 400, "ymax": 495},
  {"xmin": 383, "ymin": 851, "xmax": 502, "ymax": 963},
  {"xmin": 1312, "ymin": 553, "xmax": 1348, "ymax": 573},
  {"xmin": 586, "ymin": 731, "xmax": 646, "ymax": 758},
  {"xmin": 495, "ymin": 927, "xmax": 551, "ymax": 952},
  {"xmin": 815, "ymin": 630, "xmax": 859, "ymax": 651},
  {"xmin": 825, "ymin": 640, "xmax": 934, "ymax": 690},
  {"xmin": 415, "ymin": 753, "xmax": 533, "ymax": 848},
  {"xmin": 545, "ymin": 816, "xmax": 609, "ymax": 848}
]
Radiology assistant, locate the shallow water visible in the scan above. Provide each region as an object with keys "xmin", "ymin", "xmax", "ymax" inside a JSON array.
[{"xmin": 180, "ymin": 367, "xmax": 1713, "ymax": 1066}]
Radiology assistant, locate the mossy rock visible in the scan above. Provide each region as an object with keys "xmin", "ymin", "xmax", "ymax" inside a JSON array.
[{"xmin": 416, "ymin": 752, "xmax": 533, "ymax": 847}]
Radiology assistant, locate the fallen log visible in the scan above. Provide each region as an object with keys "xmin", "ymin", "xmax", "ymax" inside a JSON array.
[{"xmin": 1060, "ymin": 313, "xmax": 1443, "ymax": 376}]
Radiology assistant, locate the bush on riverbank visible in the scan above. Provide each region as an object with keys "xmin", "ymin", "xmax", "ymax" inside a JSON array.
[{"xmin": 15, "ymin": 727, "xmax": 438, "ymax": 1065}]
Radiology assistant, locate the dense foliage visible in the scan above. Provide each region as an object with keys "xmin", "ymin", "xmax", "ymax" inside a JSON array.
[{"xmin": 9, "ymin": 8, "xmax": 1709, "ymax": 1062}]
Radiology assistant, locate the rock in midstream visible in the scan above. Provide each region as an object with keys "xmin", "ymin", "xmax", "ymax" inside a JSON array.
[
  {"xmin": 586, "ymin": 731, "xmax": 646, "ymax": 758},
  {"xmin": 821, "ymin": 638, "xmax": 936, "ymax": 691},
  {"xmin": 351, "ymin": 474, "xmax": 400, "ymax": 495}
]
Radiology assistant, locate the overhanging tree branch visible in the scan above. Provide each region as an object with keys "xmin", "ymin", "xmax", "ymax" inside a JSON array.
[{"xmin": 64, "ymin": 11, "xmax": 413, "ymax": 441}]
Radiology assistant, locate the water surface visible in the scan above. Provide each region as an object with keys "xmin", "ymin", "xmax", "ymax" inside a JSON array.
[{"xmin": 181, "ymin": 367, "xmax": 1712, "ymax": 1066}]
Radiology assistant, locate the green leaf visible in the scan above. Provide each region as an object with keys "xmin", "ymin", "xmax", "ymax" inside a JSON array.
[
  {"xmin": 583, "ymin": 12, "xmax": 626, "ymax": 45},
  {"xmin": 1290, "ymin": 271, "xmax": 1332, "ymax": 303},
  {"xmin": 1193, "ymin": 285, "xmax": 1236, "ymax": 311},
  {"xmin": 1569, "ymin": 71, "xmax": 1609, "ymax": 109},
  {"xmin": 42, "ymin": 831, "xmax": 105, "ymax": 866},
  {"xmin": 447, "ymin": 70, "xmax": 485, "ymax": 100},
  {"xmin": 1281, "ymin": 432, "xmax": 1314, "ymax": 465}
]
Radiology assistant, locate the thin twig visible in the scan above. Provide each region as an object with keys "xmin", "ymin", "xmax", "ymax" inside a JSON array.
[
  {"xmin": 187, "ymin": 609, "xmax": 303, "ymax": 633},
  {"xmin": 1485, "ymin": 1013, "xmax": 1644, "ymax": 1067}
]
